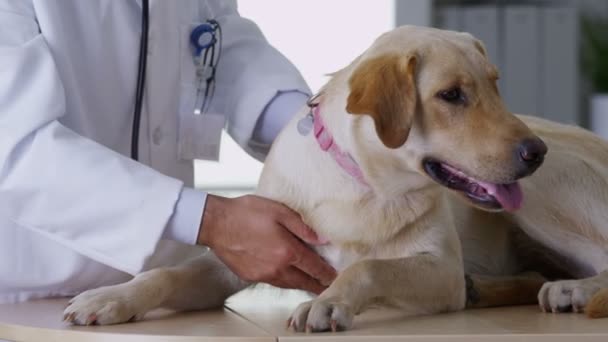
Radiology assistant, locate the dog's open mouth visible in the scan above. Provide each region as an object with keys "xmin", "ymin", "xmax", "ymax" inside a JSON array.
[{"xmin": 423, "ymin": 159, "xmax": 523, "ymax": 212}]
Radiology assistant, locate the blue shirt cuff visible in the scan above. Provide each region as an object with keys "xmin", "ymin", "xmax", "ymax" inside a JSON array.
[
  {"xmin": 252, "ymin": 90, "xmax": 310, "ymax": 145},
  {"xmin": 162, "ymin": 187, "xmax": 207, "ymax": 245}
]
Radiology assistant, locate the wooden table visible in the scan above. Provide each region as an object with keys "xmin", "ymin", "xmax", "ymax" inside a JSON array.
[
  {"xmin": 0, "ymin": 298, "xmax": 272, "ymax": 342},
  {"xmin": 2, "ymin": 287, "xmax": 608, "ymax": 342}
]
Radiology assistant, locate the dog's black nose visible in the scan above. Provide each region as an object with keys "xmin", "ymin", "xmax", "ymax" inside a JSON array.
[{"xmin": 517, "ymin": 138, "xmax": 547, "ymax": 173}]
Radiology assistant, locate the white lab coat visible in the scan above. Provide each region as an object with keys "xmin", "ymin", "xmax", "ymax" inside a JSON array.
[{"xmin": 0, "ymin": 0, "xmax": 309, "ymax": 303}]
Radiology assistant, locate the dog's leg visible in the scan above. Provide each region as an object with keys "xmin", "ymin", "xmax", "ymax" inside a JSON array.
[
  {"xmin": 64, "ymin": 251, "xmax": 248, "ymax": 325},
  {"xmin": 586, "ymin": 285, "xmax": 608, "ymax": 318},
  {"xmin": 538, "ymin": 270, "xmax": 608, "ymax": 316},
  {"xmin": 288, "ymin": 254, "xmax": 465, "ymax": 333},
  {"xmin": 465, "ymin": 272, "xmax": 546, "ymax": 308}
]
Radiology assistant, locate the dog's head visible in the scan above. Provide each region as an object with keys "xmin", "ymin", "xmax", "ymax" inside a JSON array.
[{"xmin": 344, "ymin": 26, "xmax": 546, "ymax": 212}]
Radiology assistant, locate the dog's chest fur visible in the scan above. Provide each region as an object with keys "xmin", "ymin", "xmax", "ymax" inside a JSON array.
[{"xmin": 313, "ymin": 244, "xmax": 374, "ymax": 272}]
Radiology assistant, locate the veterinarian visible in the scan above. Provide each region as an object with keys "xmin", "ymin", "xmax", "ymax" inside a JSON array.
[{"xmin": 0, "ymin": 0, "xmax": 336, "ymax": 304}]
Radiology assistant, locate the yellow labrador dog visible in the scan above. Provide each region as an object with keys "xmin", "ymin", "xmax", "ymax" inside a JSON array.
[{"xmin": 64, "ymin": 25, "xmax": 608, "ymax": 331}]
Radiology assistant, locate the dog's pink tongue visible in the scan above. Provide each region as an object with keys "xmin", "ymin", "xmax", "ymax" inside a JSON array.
[{"xmin": 478, "ymin": 181, "xmax": 523, "ymax": 212}]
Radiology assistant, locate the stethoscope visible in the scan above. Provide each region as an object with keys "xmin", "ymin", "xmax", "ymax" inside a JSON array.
[{"xmin": 131, "ymin": 0, "xmax": 221, "ymax": 160}]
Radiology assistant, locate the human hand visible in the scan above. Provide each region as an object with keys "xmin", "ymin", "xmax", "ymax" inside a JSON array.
[{"xmin": 198, "ymin": 194, "xmax": 336, "ymax": 294}]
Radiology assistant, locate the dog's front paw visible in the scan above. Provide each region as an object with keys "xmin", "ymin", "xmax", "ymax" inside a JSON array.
[
  {"xmin": 63, "ymin": 285, "xmax": 146, "ymax": 325},
  {"xmin": 288, "ymin": 297, "xmax": 355, "ymax": 333},
  {"xmin": 538, "ymin": 279, "xmax": 600, "ymax": 313}
]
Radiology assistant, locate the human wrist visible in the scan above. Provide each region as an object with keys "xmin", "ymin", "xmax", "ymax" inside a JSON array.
[{"xmin": 197, "ymin": 194, "xmax": 229, "ymax": 247}]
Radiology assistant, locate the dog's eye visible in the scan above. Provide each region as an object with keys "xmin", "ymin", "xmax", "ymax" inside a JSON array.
[{"xmin": 438, "ymin": 87, "xmax": 466, "ymax": 105}]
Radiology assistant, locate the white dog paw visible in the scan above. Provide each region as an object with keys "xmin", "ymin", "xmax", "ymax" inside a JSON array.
[
  {"xmin": 288, "ymin": 297, "xmax": 354, "ymax": 333},
  {"xmin": 63, "ymin": 286, "xmax": 146, "ymax": 325},
  {"xmin": 538, "ymin": 279, "xmax": 600, "ymax": 313}
]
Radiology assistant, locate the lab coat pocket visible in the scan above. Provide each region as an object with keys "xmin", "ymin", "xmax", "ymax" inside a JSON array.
[
  {"xmin": 177, "ymin": 84, "xmax": 225, "ymax": 162},
  {"xmin": 178, "ymin": 22, "xmax": 227, "ymax": 161}
]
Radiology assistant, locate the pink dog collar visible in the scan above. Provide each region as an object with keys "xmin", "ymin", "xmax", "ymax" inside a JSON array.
[{"xmin": 311, "ymin": 106, "xmax": 369, "ymax": 187}]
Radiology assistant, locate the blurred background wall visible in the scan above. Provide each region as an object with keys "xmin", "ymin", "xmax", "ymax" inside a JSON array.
[{"xmin": 195, "ymin": 0, "xmax": 608, "ymax": 196}]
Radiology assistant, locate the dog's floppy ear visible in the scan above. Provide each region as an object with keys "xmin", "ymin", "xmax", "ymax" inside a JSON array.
[
  {"xmin": 460, "ymin": 32, "xmax": 489, "ymax": 59},
  {"xmin": 346, "ymin": 54, "xmax": 417, "ymax": 149},
  {"xmin": 473, "ymin": 39, "xmax": 488, "ymax": 59}
]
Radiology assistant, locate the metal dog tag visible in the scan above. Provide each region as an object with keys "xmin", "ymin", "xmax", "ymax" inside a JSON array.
[{"xmin": 297, "ymin": 111, "xmax": 314, "ymax": 136}]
